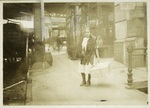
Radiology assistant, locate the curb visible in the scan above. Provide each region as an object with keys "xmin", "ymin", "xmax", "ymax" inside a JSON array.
[{"xmin": 25, "ymin": 71, "xmax": 32, "ymax": 105}]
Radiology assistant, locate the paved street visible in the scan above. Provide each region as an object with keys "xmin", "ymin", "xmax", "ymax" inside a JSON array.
[{"xmin": 26, "ymin": 46, "xmax": 148, "ymax": 105}]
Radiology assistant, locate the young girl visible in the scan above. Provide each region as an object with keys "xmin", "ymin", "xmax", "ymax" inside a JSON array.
[{"xmin": 78, "ymin": 28, "xmax": 96, "ymax": 87}]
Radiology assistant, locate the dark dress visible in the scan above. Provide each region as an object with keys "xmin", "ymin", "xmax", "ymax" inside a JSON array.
[{"xmin": 80, "ymin": 36, "xmax": 96, "ymax": 65}]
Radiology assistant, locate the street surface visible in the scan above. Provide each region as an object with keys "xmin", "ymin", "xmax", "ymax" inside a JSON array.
[{"xmin": 26, "ymin": 45, "xmax": 148, "ymax": 105}]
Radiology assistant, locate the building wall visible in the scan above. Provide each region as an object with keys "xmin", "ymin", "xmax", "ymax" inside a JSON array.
[{"xmin": 114, "ymin": 2, "xmax": 147, "ymax": 67}]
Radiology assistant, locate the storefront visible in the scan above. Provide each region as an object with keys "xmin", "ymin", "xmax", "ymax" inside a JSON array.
[{"xmin": 66, "ymin": 3, "xmax": 115, "ymax": 59}]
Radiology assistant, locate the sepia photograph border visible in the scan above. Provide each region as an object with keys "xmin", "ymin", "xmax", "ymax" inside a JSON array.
[{"xmin": 0, "ymin": 0, "xmax": 150, "ymax": 107}]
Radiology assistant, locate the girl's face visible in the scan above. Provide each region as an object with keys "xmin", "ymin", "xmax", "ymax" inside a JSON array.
[{"xmin": 85, "ymin": 30, "xmax": 90, "ymax": 38}]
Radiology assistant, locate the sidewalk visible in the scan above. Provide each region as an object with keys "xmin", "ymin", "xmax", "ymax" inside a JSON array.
[{"xmin": 26, "ymin": 47, "xmax": 148, "ymax": 105}]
